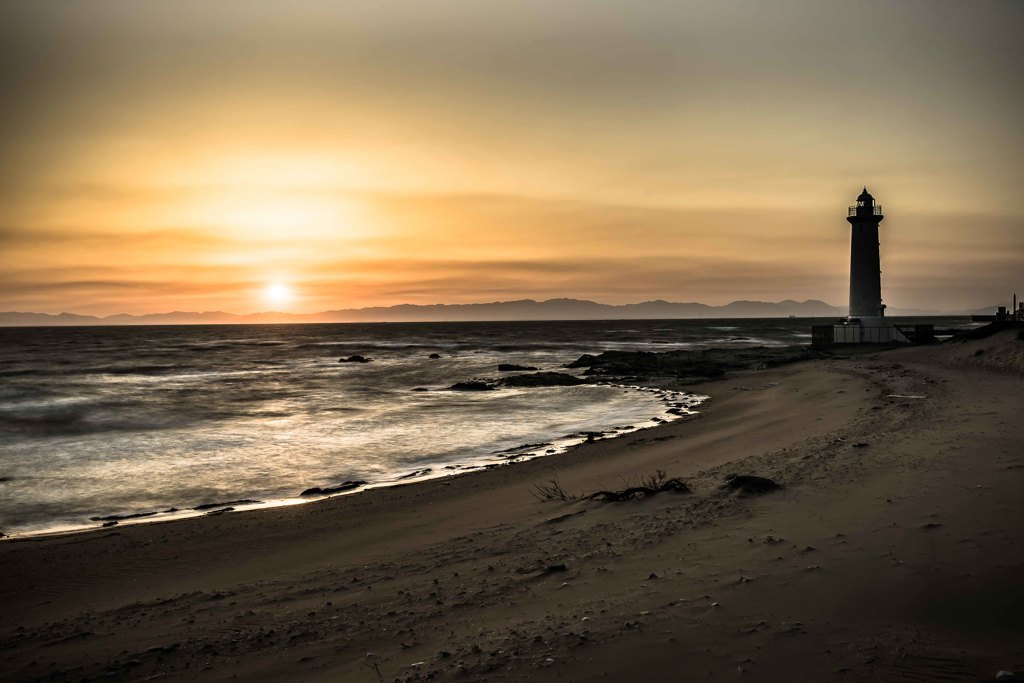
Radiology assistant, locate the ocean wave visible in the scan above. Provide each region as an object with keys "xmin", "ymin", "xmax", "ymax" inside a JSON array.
[
  {"xmin": 98, "ymin": 364, "xmax": 186, "ymax": 375},
  {"xmin": 0, "ymin": 409, "xmax": 190, "ymax": 436},
  {"xmin": 0, "ymin": 368, "xmax": 49, "ymax": 378},
  {"xmin": 0, "ymin": 363, "xmax": 197, "ymax": 378},
  {"xmin": 294, "ymin": 341, "xmax": 467, "ymax": 352}
]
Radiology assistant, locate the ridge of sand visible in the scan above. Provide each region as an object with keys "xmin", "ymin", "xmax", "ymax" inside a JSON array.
[{"xmin": 2, "ymin": 332, "xmax": 1022, "ymax": 682}]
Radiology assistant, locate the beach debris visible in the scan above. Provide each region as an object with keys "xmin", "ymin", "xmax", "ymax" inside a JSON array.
[
  {"xmin": 339, "ymin": 355, "xmax": 372, "ymax": 363},
  {"xmin": 530, "ymin": 477, "xmax": 575, "ymax": 502},
  {"xmin": 300, "ymin": 480, "xmax": 367, "ymax": 496},
  {"xmin": 144, "ymin": 643, "xmax": 179, "ymax": 656},
  {"xmin": 531, "ymin": 470, "xmax": 690, "ymax": 502},
  {"xmin": 584, "ymin": 470, "xmax": 690, "ymax": 502},
  {"xmin": 995, "ymin": 671, "xmax": 1017, "ymax": 681},
  {"xmin": 723, "ymin": 474, "xmax": 781, "ymax": 494},
  {"xmin": 192, "ymin": 499, "xmax": 263, "ymax": 510},
  {"xmin": 449, "ymin": 380, "xmax": 496, "ymax": 391},
  {"xmin": 497, "ymin": 363, "xmax": 539, "ymax": 371},
  {"xmin": 363, "ymin": 652, "xmax": 385, "ymax": 682}
]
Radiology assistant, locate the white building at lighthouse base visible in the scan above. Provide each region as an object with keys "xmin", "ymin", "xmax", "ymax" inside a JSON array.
[{"xmin": 830, "ymin": 318, "xmax": 909, "ymax": 344}]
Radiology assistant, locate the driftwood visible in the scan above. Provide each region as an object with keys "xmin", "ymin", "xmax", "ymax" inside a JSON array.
[
  {"xmin": 584, "ymin": 470, "xmax": 690, "ymax": 501},
  {"xmin": 531, "ymin": 470, "xmax": 690, "ymax": 503},
  {"xmin": 530, "ymin": 477, "xmax": 574, "ymax": 502}
]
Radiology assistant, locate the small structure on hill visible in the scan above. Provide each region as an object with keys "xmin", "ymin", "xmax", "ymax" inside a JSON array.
[{"xmin": 972, "ymin": 293, "xmax": 1024, "ymax": 323}]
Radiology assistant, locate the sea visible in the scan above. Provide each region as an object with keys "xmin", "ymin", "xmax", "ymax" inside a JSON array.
[{"xmin": 0, "ymin": 317, "xmax": 970, "ymax": 536}]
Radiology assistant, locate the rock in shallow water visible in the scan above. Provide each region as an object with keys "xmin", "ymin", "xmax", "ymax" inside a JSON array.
[
  {"xmin": 398, "ymin": 468, "xmax": 432, "ymax": 480},
  {"xmin": 338, "ymin": 355, "xmax": 372, "ymax": 363},
  {"xmin": 497, "ymin": 372, "xmax": 587, "ymax": 388},
  {"xmin": 89, "ymin": 511, "xmax": 160, "ymax": 522},
  {"xmin": 497, "ymin": 363, "xmax": 539, "ymax": 372},
  {"xmin": 449, "ymin": 380, "xmax": 496, "ymax": 391},
  {"xmin": 300, "ymin": 480, "xmax": 367, "ymax": 496},
  {"xmin": 567, "ymin": 346, "xmax": 822, "ymax": 379},
  {"xmin": 191, "ymin": 499, "xmax": 263, "ymax": 510}
]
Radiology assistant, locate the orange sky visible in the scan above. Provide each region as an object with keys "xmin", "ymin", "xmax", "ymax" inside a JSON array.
[{"xmin": 1, "ymin": 0, "xmax": 1022, "ymax": 315}]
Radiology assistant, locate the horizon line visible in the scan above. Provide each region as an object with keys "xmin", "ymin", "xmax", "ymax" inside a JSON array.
[{"xmin": 0, "ymin": 296, "xmax": 992, "ymax": 327}]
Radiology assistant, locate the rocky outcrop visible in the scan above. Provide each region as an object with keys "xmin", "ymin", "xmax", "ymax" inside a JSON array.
[
  {"xmin": 89, "ymin": 511, "xmax": 159, "ymax": 522},
  {"xmin": 450, "ymin": 380, "xmax": 496, "ymax": 391},
  {"xmin": 497, "ymin": 372, "xmax": 588, "ymax": 388},
  {"xmin": 192, "ymin": 499, "xmax": 263, "ymax": 510},
  {"xmin": 339, "ymin": 355, "xmax": 372, "ymax": 363},
  {"xmin": 567, "ymin": 346, "xmax": 823, "ymax": 380},
  {"xmin": 300, "ymin": 481, "xmax": 367, "ymax": 496},
  {"xmin": 498, "ymin": 364, "xmax": 539, "ymax": 372}
]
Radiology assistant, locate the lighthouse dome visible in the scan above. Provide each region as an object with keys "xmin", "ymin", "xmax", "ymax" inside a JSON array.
[{"xmin": 857, "ymin": 187, "xmax": 874, "ymax": 203}]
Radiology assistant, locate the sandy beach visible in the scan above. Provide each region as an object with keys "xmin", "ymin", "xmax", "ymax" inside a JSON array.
[{"xmin": 2, "ymin": 330, "xmax": 1023, "ymax": 682}]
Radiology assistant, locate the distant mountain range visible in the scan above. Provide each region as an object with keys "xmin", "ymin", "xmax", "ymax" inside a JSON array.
[{"xmin": 0, "ymin": 298, "xmax": 991, "ymax": 326}]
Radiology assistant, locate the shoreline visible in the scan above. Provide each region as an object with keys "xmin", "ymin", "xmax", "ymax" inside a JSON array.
[
  {"xmin": 0, "ymin": 381, "xmax": 708, "ymax": 540},
  {"xmin": 3, "ymin": 333, "xmax": 1022, "ymax": 681}
]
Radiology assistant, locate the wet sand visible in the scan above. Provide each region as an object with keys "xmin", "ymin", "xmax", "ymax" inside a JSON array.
[{"xmin": 2, "ymin": 331, "xmax": 1023, "ymax": 682}]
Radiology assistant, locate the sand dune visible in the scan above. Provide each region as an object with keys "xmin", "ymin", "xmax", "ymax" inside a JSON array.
[{"xmin": 2, "ymin": 332, "xmax": 1023, "ymax": 682}]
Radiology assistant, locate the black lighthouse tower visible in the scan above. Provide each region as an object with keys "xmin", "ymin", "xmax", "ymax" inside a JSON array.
[{"xmin": 846, "ymin": 187, "xmax": 885, "ymax": 321}]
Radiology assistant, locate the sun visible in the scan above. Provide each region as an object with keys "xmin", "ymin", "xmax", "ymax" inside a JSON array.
[{"xmin": 263, "ymin": 282, "xmax": 293, "ymax": 309}]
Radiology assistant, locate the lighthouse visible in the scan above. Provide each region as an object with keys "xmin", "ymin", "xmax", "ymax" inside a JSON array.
[
  {"xmin": 847, "ymin": 187, "xmax": 885, "ymax": 322},
  {"xmin": 813, "ymin": 188, "xmax": 910, "ymax": 345}
]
